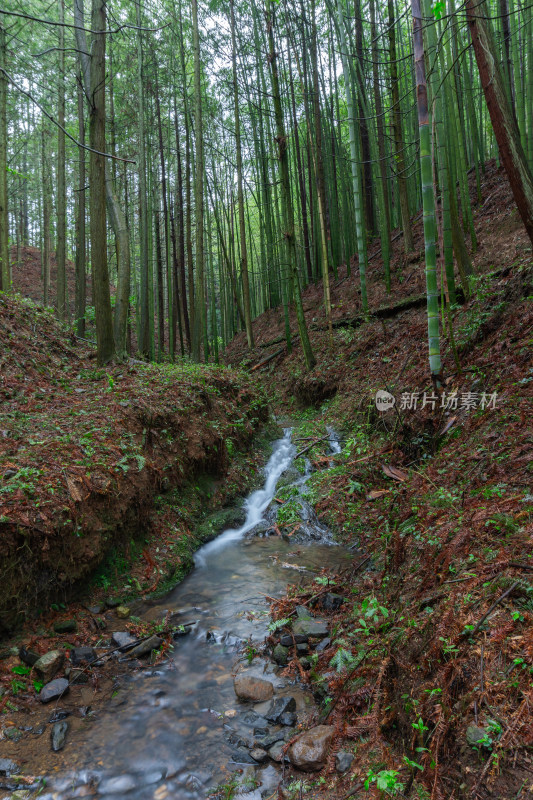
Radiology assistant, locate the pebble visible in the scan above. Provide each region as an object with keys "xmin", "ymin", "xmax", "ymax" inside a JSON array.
[
  {"xmin": 51, "ymin": 721, "xmax": 68, "ymax": 752},
  {"xmin": 99, "ymin": 775, "xmax": 138, "ymax": 794},
  {"xmin": 71, "ymin": 646, "xmax": 97, "ymax": 666},
  {"xmin": 335, "ymin": 750, "xmax": 354, "ymax": 773},
  {"xmin": 34, "ymin": 650, "xmax": 65, "ymax": 683},
  {"xmin": 265, "ymin": 696, "xmax": 296, "ymax": 723},
  {"xmin": 116, "ymin": 605, "xmax": 131, "ymax": 619},
  {"xmin": 111, "ymin": 631, "xmax": 137, "ymax": 651},
  {"xmin": 18, "ymin": 647, "xmax": 40, "ymax": 667},
  {"xmin": 234, "ymin": 674, "xmax": 274, "ymax": 703},
  {"xmin": 40, "ymin": 678, "xmax": 70, "ymax": 704},
  {"xmin": 54, "ymin": 619, "xmax": 77, "ymax": 634},
  {"xmin": 249, "ymin": 748, "xmax": 268, "ymax": 763},
  {"xmin": 0, "ymin": 759, "xmax": 19, "ymax": 775}
]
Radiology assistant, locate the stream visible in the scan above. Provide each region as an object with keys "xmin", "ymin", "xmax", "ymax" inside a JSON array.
[{"xmin": 30, "ymin": 429, "xmax": 351, "ymax": 800}]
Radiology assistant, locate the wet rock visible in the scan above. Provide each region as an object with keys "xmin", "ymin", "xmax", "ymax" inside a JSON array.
[
  {"xmin": 105, "ymin": 597, "xmax": 121, "ymax": 608},
  {"xmin": 86, "ymin": 604, "xmax": 104, "ymax": 614},
  {"xmin": 336, "ymin": 750, "xmax": 353, "ymax": 773},
  {"xmin": 315, "ymin": 637, "xmax": 331, "ymax": 653},
  {"xmin": 129, "ymin": 635, "xmax": 162, "ymax": 658},
  {"xmin": 267, "ymin": 741, "xmax": 289, "ymax": 763},
  {"xmin": 272, "ymin": 645, "xmax": 289, "ymax": 666},
  {"xmin": 111, "ymin": 631, "xmax": 137, "ymax": 651},
  {"xmin": 99, "ymin": 775, "xmax": 138, "ymax": 794},
  {"xmin": 231, "ymin": 747, "xmax": 258, "ymax": 764},
  {"xmin": 255, "ymin": 730, "xmax": 286, "ymax": 749},
  {"xmin": 40, "ymin": 678, "xmax": 69, "ymax": 704},
  {"xmin": 71, "ymin": 646, "xmax": 96, "ymax": 666},
  {"xmin": 256, "ymin": 765, "xmax": 281, "ymax": 797},
  {"xmin": 466, "ymin": 724, "xmax": 490, "ymax": 747},
  {"xmin": 295, "ymin": 605, "xmax": 312, "ymax": 619},
  {"xmin": 53, "ymin": 619, "xmax": 77, "ymax": 634},
  {"xmin": 279, "ymin": 712, "xmax": 297, "ymax": 727},
  {"xmin": 0, "ymin": 759, "xmax": 19, "ymax": 776},
  {"xmin": 10, "ymin": 791, "xmax": 31, "ymax": 800},
  {"xmin": 51, "ymin": 721, "xmax": 68, "ymax": 752},
  {"xmin": 321, "ymin": 593, "xmax": 345, "ymax": 611},
  {"xmin": 249, "ymin": 748, "xmax": 268, "ymax": 764},
  {"xmin": 292, "ymin": 618, "xmax": 328, "ymax": 639},
  {"xmin": 296, "ymin": 643, "xmax": 308, "ymax": 654},
  {"xmin": 279, "ymin": 634, "xmax": 307, "ymax": 647},
  {"xmin": 18, "ymin": 647, "xmax": 40, "ymax": 667},
  {"xmin": 288, "ymin": 725, "xmax": 335, "ymax": 771},
  {"xmin": 34, "ymin": 650, "xmax": 65, "ymax": 683},
  {"xmin": 265, "ymin": 696, "xmax": 296, "ymax": 723},
  {"xmin": 234, "ymin": 675, "xmax": 274, "ymax": 703},
  {"xmin": 299, "ymin": 657, "xmax": 311, "ymax": 670},
  {"xmin": 116, "ymin": 605, "xmax": 131, "ymax": 619},
  {"xmin": 48, "ymin": 710, "xmax": 70, "ymax": 723},
  {"xmin": 241, "ymin": 711, "xmax": 269, "ymax": 734}
]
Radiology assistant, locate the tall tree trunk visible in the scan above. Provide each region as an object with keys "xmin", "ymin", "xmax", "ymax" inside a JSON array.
[
  {"xmin": 412, "ymin": 0, "xmax": 442, "ymax": 384},
  {"xmin": 134, "ymin": 0, "xmax": 149, "ymax": 357},
  {"xmin": 266, "ymin": 0, "xmax": 316, "ymax": 370},
  {"xmin": 56, "ymin": 0, "xmax": 67, "ymax": 320},
  {"xmin": 466, "ymin": 0, "xmax": 533, "ymax": 245},
  {"xmin": 41, "ymin": 126, "xmax": 51, "ymax": 306},
  {"xmin": 191, "ymin": 0, "xmax": 207, "ymax": 361},
  {"xmin": 75, "ymin": 74, "xmax": 86, "ymax": 337},
  {"xmin": 230, "ymin": 0, "xmax": 254, "ymax": 349},
  {"xmin": 388, "ymin": 0, "xmax": 413, "ymax": 253},
  {"xmin": 0, "ymin": 23, "xmax": 9, "ymax": 291},
  {"xmin": 173, "ymin": 102, "xmax": 191, "ymax": 350},
  {"xmin": 354, "ymin": 0, "xmax": 375, "ymax": 235},
  {"xmin": 88, "ymin": 0, "xmax": 114, "ymax": 364}
]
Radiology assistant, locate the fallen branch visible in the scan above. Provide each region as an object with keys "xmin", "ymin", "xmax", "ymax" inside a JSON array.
[
  {"xmin": 467, "ymin": 581, "xmax": 519, "ymax": 638},
  {"xmin": 250, "ymin": 347, "xmax": 284, "ymax": 371},
  {"xmin": 295, "ymin": 436, "xmax": 330, "ymax": 459}
]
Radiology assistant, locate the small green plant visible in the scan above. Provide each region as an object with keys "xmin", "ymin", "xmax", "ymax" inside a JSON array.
[
  {"xmin": 244, "ymin": 641, "xmax": 257, "ymax": 665},
  {"xmin": 364, "ymin": 768, "xmax": 404, "ymax": 794},
  {"xmin": 267, "ymin": 616, "xmax": 291, "ymax": 633}
]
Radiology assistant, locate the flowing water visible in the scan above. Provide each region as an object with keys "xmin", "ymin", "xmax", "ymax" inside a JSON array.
[{"xmin": 32, "ymin": 429, "xmax": 351, "ymax": 800}]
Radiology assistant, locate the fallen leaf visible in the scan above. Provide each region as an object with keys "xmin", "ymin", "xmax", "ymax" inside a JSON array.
[
  {"xmin": 66, "ymin": 476, "xmax": 83, "ymax": 503},
  {"xmin": 439, "ymin": 416, "xmax": 457, "ymax": 435},
  {"xmin": 382, "ymin": 464, "xmax": 409, "ymax": 482},
  {"xmin": 366, "ymin": 489, "xmax": 390, "ymax": 500}
]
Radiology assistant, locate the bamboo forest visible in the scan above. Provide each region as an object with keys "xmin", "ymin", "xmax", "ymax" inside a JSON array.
[{"xmin": 0, "ymin": 0, "xmax": 532, "ymax": 798}]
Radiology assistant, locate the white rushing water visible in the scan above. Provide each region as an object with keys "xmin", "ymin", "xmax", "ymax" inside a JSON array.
[{"xmin": 195, "ymin": 429, "xmax": 296, "ymax": 564}]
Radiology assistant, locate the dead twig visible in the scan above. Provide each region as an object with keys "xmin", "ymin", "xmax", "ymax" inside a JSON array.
[{"xmin": 467, "ymin": 582, "xmax": 519, "ymax": 638}]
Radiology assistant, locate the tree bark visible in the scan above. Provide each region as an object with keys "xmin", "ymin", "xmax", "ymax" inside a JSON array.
[{"xmin": 466, "ymin": 0, "xmax": 533, "ymax": 245}]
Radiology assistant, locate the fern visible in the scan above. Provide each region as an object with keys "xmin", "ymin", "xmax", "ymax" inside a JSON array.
[
  {"xmin": 330, "ymin": 647, "xmax": 356, "ymax": 673},
  {"xmin": 267, "ymin": 617, "xmax": 291, "ymax": 633}
]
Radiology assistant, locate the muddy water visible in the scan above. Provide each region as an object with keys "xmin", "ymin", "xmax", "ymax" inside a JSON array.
[{"xmin": 34, "ymin": 430, "xmax": 351, "ymax": 800}]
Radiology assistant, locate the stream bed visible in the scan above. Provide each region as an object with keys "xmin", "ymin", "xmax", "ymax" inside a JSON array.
[{"xmin": 21, "ymin": 429, "xmax": 351, "ymax": 800}]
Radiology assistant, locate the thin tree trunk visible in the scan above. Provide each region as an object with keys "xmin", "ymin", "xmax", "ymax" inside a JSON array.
[
  {"xmin": 191, "ymin": 0, "xmax": 207, "ymax": 361},
  {"xmin": 0, "ymin": 23, "xmax": 10, "ymax": 291},
  {"xmin": 75, "ymin": 74, "xmax": 86, "ymax": 337},
  {"xmin": 56, "ymin": 0, "xmax": 67, "ymax": 320},
  {"xmin": 466, "ymin": 0, "xmax": 533, "ymax": 244}
]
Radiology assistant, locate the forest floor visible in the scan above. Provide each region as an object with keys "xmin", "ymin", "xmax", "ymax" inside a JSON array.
[
  {"xmin": 0, "ymin": 160, "xmax": 532, "ymax": 800},
  {"xmin": 223, "ymin": 160, "xmax": 533, "ymax": 799}
]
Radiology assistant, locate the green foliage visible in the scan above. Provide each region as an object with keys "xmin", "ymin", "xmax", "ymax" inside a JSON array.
[{"xmin": 267, "ymin": 616, "xmax": 291, "ymax": 633}]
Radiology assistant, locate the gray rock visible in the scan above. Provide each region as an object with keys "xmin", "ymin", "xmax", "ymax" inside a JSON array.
[
  {"xmin": 53, "ymin": 619, "xmax": 77, "ymax": 634},
  {"xmin": 0, "ymin": 759, "xmax": 19, "ymax": 776},
  {"xmin": 99, "ymin": 775, "xmax": 138, "ymax": 794},
  {"xmin": 86, "ymin": 604, "xmax": 105, "ymax": 614},
  {"xmin": 335, "ymin": 750, "xmax": 353, "ymax": 773},
  {"xmin": 40, "ymin": 678, "xmax": 69, "ymax": 704},
  {"xmin": 267, "ymin": 741, "xmax": 289, "ymax": 763},
  {"xmin": 279, "ymin": 712, "xmax": 297, "ymax": 727},
  {"xmin": 234, "ymin": 674, "xmax": 274, "ymax": 703},
  {"xmin": 51, "ymin": 721, "xmax": 68, "ymax": 752},
  {"xmin": 68, "ymin": 668, "xmax": 89, "ymax": 684},
  {"xmin": 293, "ymin": 618, "xmax": 329, "ymax": 639},
  {"xmin": 272, "ymin": 644, "xmax": 289, "ymax": 666},
  {"xmin": 288, "ymin": 725, "xmax": 335, "ymax": 771},
  {"xmin": 315, "ymin": 637, "xmax": 331, "ymax": 653},
  {"xmin": 241, "ymin": 711, "xmax": 269, "ymax": 733},
  {"xmin": 321, "ymin": 593, "xmax": 345, "ymax": 611},
  {"xmin": 256, "ymin": 765, "xmax": 281, "ymax": 797},
  {"xmin": 255, "ymin": 730, "xmax": 286, "ymax": 749},
  {"xmin": 70, "ymin": 646, "xmax": 96, "ymax": 666},
  {"xmin": 279, "ymin": 634, "xmax": 308, "ymax": 647},
  {"xmin": 111, "ymin": 631, "xmax": 137, "ymax": 651},
  {"xmin": 296, "ymin": 643, "xmax": 308, "ymax": 654},
  {"xmin": 18, "ymin": 647, "xmax": 40, "ymax": 667},
  {"xmin": 466, "ymin": 724, "xmax": 490, "ymax": 748},
  {"xmin": 295, "ymin": 605, "xmax": 312, "ymax": 619},
  {"xmin": 265, "ymin": 696, "xmax": 296, "ymax": 723},
  {"xmin": 231, "ymin": 747, "xmax": 258, "ymax": 764},
  {"xmin": 129, "ymin": 635, "xmax": 162, "ymax": 658},
  {"xmin": 249, "ymin": 748, "xmax": 268, "ymax": 764},
  {"xmin": 34, "ymin": 650, "xmax": 65, "ymax": 683}
]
